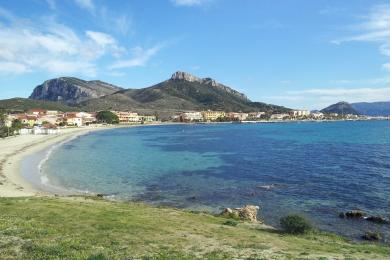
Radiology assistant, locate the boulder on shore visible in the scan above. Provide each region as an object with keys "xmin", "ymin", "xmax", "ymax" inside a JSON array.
[
  {"xmin": 339, "ymin": 210, "xmax": 365, "ymax": 219},
  {"xmin": 221, "ymin": 205, "xmax": 261, "ymax": 222},
  {"xmin": 362, "ymin": 231, "xmax": 382, "ymax": 241},
  {"xmin": 365, "ymin": 216, "xmax": 390, "ymax": 225}
]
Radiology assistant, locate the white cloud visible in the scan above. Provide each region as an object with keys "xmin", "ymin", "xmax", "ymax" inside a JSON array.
[
  {"xmin": 109, "ymin": 45, "xmax": 163, "ymax": 70},
  {"xmin": 98, "ymin": 7, "xmax": 133, "ymax": 35},
  {"xmin": 0, "ymin": 8, "xmax": 124, "ymax": 76},
  {"xmin": 333, "ymin": 4, "xmax": 390, "ymax": 69},
  {"xmin": 74, "ymin": 0, "xmax": 95, "ymax": 12},
  {"xmin": 0, "ymin": 62, "xmax": 30, "ymax": 75},
  {"xmin": 171, "ymin": 0, "xmax": 210, "ymax": 7},
  {"xmin": 266, "ymin": 87, "xmax": 390, "ymax": 109}
]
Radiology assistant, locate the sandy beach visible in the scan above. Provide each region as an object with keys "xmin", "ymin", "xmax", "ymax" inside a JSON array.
[{"xmin": 0, "ymin": 126, "xmax": 114, "ymax": 197}]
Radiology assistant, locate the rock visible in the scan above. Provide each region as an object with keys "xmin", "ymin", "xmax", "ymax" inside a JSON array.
[
  {"xmin": 170, "ymin": 71, "xmax": 249, "ymax": 101},
  {"xmin": 362, "ymin": 231, "xmax": 382, "ymax": 241},
  {"xmin": 221, "ymin": 205, "xmax": 260, "ymax": 222},
  {"xmin": 29, "ymin": 77, "xmax": 122, "ymax": 104},
  {"xmin": 365, "ymin": 216, "xmax": 390, "ymax": 225},
  {"xmin": 339, "ymin": 210, "xmax": 365, "ymax": 219}
]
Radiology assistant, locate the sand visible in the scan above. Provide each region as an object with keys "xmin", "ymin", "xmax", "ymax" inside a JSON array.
[{"xmin": 0, "ymin": 126, "xmax": 114, "ymax": 197}]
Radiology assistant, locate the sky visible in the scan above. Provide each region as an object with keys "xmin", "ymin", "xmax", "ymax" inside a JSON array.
[{"xmin": 1, "ymin": 0, "xmax": 390, "ymax": 109}]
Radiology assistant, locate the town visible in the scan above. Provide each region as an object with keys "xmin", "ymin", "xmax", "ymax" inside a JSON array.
[{"xmin": 0, "ymin": 108, "xmax": 379, "ymax": 138}]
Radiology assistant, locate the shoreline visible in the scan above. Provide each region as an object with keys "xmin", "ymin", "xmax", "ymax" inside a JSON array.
[
  {"xmin": 1, "ymin": 119, "xmax": 387, "ymax": 198},
  {"xmin": 0, "ymin": 125, "xmax": 124, "ymax": 197},
  {"xmin": 0, "ymin": 122, "xmax": 186, "ymax": 197}
]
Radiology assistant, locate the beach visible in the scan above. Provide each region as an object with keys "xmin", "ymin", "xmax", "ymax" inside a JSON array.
[{"xmin": 0, "ymin": 126, "xmax": 113, "ymax": 197}]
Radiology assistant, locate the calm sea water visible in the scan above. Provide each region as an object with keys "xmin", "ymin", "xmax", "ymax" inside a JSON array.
[{"xmin": 38, "ymin": 121, "xmax": 390, "ymax": 241}]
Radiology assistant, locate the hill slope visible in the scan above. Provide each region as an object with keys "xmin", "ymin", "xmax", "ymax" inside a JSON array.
[
  {"xmin": 80, "ymin": 71, "xmax": 290, "ymax": 113},
  {"xmin": 29, "ymin": 77, "xmax": 123, "ymax": 104},
  {"xmin": 321, "ymin": 101, "xmax": 359, "ymax": 115},
  {"xmin": 0, "ymin": 98, "xmax": 79, "ymax": 112},
  {"xmin": 351, "ymin": 102, "xmax": 390, "ymax": 116}
]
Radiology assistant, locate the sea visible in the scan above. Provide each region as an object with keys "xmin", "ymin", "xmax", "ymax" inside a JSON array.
[{"xmin": 22, "ymin": 121, "xmax": 390, "ymax": 241}]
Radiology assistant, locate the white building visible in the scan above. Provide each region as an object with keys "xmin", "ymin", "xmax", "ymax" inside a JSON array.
[
  {"xmin": 180, "ymin": 112, "xmax": 203, "ymax": 122},
  {"xmin": 270, "ymin": 113, "xmax": 289, "ymax": 120},
  {"xmin": 311, "ymin": 112, "xmax": 324, "ymax": 119},
  {"xmin": 290, "ymin": 110, "xmax": 310, "ymax": 117}
]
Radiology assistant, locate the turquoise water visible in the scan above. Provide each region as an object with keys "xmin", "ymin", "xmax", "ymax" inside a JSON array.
[{"xmin": 40, "ymin": 121, "xmax": 390, "ymax": 241}]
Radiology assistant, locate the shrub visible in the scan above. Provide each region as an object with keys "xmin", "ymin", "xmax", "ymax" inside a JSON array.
[
  {"xmin": 222, "ymin": 220, "xmax": 239, "ymax": 226},
  {"xmin": 280, "ymin": 214, "xmax": 313, "ymax": 234},
  {"xmin": 362, "ymin": 231, "xmax": 382, "ymax": 241}
]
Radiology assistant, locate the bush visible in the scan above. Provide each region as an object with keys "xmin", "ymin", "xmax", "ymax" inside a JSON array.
[
  {"xmin": 222, "ymin": 220, "xmax": 239, "ymax": 226},
  {"xmin": 280, "ymin": 214, "xmax": 312, "ymax": 234}
]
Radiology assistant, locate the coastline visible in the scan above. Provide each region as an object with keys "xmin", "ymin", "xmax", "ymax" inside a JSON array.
[{"xmin": 0, "ymin": 125, "xmax": 118, "ymax": 197}]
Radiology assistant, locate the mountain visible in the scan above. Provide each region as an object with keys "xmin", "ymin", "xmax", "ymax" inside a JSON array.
[
  {"xmin": 29, "ymin": 77, "xmax": 123, "ymax": 104},
  {"xmin": 22, "ymin": 71, "xmax": 290, "ymax": 115},
  {"xmin": 351, "ymin": 102, "xmax": 390, "ymax": 116},
  {"xmin": 320, "ymin": 101, "xmax": 359, "ymax": 115},
  {"xmin": 79, "ymin": 71, "xmax": 290, "ymax": 114},
  {"xmin": 0, "ymin": 98, "xmax": 80, "ymax": 112}
]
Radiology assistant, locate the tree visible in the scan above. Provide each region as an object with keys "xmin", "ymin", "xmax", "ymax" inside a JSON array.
[
  {"xmin": 12, "ymin": 119, "xmax": 23, "ymax": 130},
  {"xmin": 96, "ymin": 111, "xmax": 119, "ymax": 124},
  {"xmin": 0, "ymin": 110, "xmax": 5, "ymax": 128}
]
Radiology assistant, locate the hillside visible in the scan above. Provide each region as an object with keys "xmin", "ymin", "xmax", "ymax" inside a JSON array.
[
  {"xmin": 321, "ymin": 101, "xmax": 359, "ymax": 115},
  {"xmin": 0, "ymin": 196, "xmax": 388, "ymax": 259},
  {"xmin": 80, "ymin": 71, "xmax": 290, "ymax": 113},
  {"xmin": 351, "ymin": 102, "xmax": 390, "ymax": 116},
  {"xmin": 0, "ymin": 98, "xmax": 80, "ymax": 112},
  {"xmin": 29, "ymin": 77, "xmax": 123, "ymax": 104}
]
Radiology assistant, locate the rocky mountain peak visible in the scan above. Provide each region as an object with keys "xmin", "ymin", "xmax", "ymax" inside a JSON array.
[
  {"xmin": 170, "ymin": 71, "xmax": 249, "ymax": 101},
  {"xmin": 170, "ymin": 71, "xmax": 202, "ymax": 82}
]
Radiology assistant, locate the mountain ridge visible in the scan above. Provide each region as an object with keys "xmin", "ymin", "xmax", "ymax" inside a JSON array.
[
  {"xmin": 351, "ymin": 101, "xmax": 390, "ymax": 116},
  {"xmin": 26, "ymin": 71, "xmax": 290, "ymax": 114}
]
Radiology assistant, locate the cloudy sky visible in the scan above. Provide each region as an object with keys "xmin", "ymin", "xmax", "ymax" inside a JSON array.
[{"xmin": 1, "ymin": 0, "xmax": 390, "ymax": 109}]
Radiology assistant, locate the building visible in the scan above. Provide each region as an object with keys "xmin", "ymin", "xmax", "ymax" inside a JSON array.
[
  {"xmin": 201, "ymin": 111, "xmax": 226, "ymax": 121},
  {"xmin": 270, "ymin": 113, "xmax": 289, "ymax": 120},
  {"xmin": 290, "ymin": 110, "xmax": 310, "ymax": 117},
  {"xmin": 46, "ymin": 110, "xmax": 58, "ymax": 116},
  {"xmin": 228, "ymin": 112, "xmax": 248, "ymax": 121},
  {"xmin": 311, "ymin": 112, "xmax": 324, "ymax": 119},
  {"xmin": 36, "ymin": 115, "xmax": 58, "ymax": 125},
  {"xmin": 19, "ymin": 115, "xmax": 37, "ymax": 127},
  {"xmin": 64, "ymin": 113, "xmax": 83, "ymax": 126},
  {"xmin": 27, "ymin": 108, "xmax": 46, "ymax": 116},
  {"xmin": 139, "ymin": 115, "xmax": 157, "ymax": 123},
  {"xmin": 113, "ymin": 111, "xmax": 140, "ymax": 123},
  {"xmin": 76, "ymin": 112, "xmax": 96, "ymax": 124},
  {"xmin": 179, "ymin": 112, "xmax": 203, "ymax": 122},
  {"xmin": 248, "ymin": 112, "xmax": 266, "ymax": 120}
]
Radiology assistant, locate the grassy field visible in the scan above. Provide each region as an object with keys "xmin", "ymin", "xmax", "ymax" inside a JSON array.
[{"xmin": 0, "ymin": 197, "xmax": 389, "ymax": 259}]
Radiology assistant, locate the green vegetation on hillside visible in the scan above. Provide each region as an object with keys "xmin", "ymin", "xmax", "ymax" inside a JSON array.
[
  {"xmin": 0, "ymin": 98, "xmax": 79, "ymax": 112},
  {"xmin": 0, "ymin": 197, "xmax": 388, "ymax": 259}
]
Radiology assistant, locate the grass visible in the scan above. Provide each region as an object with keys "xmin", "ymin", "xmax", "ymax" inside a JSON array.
[{"xmin": 0, "ymin": 196, "xmax": 389, "ymax": 259}]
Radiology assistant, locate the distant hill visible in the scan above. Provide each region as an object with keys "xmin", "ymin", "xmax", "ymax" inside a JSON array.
[
  {"xmin": 13, "ymin": 71, "xmax": 288, "ymax": 114},
  {"xmin": 29, "ymin": 77, "xmax": 123, "ymax": 104},
  {"xmin": 0, "ymin": 98, "xmax": 80, "ymax": 112},
  {"xmin": 351, "ymin": 102, "xmax": 390, "ymax": 116},
  {"xmin": 321, "ymin": 101, "xmax": 359, "ymax": 115}
]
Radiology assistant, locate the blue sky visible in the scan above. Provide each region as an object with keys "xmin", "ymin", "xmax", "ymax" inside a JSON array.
[{"xmin": 1, "ymin": 0, "xmax": 390, "ymax": 109}]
